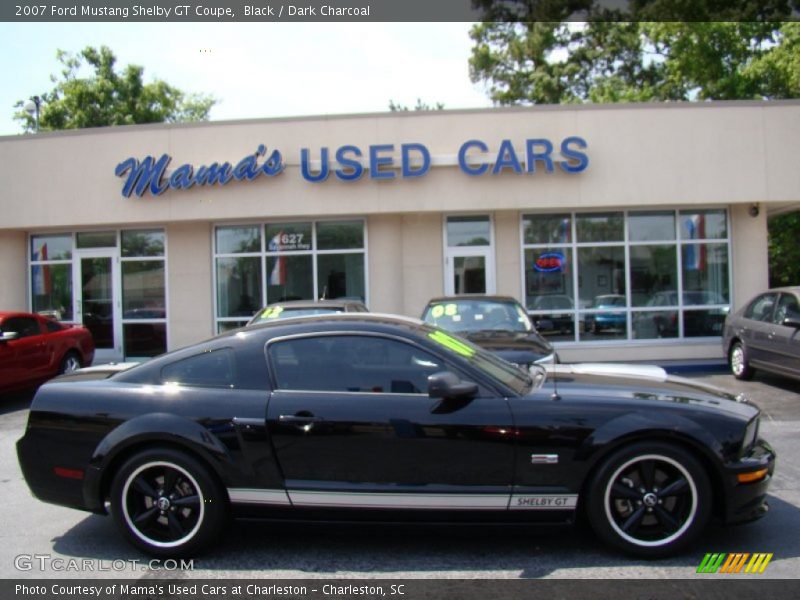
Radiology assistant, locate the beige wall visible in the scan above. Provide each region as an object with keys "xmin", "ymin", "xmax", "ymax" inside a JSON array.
[
  {"xmin": 1, "ymin": 101, "xmax": 794, "ymax": 363},
  {"xmin": 401, "ymin": 213, "xmax": 443, "ymax": 316},
  {"xmin": 494, "ymin": 211, "xmax": 523, "ymax": 299},
  {"xmin": 165, "ymin": 222, "xmax": 213, "ymax": 349},
  {"xmin": 367, "ymin": 214, "xmax": 405, "ymax": 315},
  {"xmin": 0, "ymin": 231, "xmax": 27, "ymax": 310},
  {"xmin": 1, "ymin": 102, "xmax": 798, "ymax": 231},
  {"xmin": 730, "ymin": 203, "xmax": 770, "ymax": 312}
]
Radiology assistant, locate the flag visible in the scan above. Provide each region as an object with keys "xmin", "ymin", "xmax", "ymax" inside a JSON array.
[
  {"xmin": 269, "ymin": 256, "xmax": 287, "ymax": 286},
  {"xmin": 32, "ymin": 243, "xmax": 52, "ymax": 296}
]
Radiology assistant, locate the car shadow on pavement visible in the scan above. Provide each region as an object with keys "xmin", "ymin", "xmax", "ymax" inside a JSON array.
[{"xmin": 50, "ymin": 494, "xmax": 800, "ymax": 578}]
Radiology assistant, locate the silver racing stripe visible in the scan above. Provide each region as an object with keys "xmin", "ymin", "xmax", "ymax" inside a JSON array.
[
  {"xmin": 228, "ymin": 488, "xmax": 292, "ymax": 505},
  {"xmin": 227, "ymin": 488, "xmax": 579, "ymax": 511},
  {"xmin": 288, "ymin": 491, "xmax": 508, "ymax": 510}
]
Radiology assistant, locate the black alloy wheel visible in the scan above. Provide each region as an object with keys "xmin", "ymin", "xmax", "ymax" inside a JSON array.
[
  {"xmin": 110, "ymin": 448, "xmax": 227, "ymax": 557},
  {"xmin": 587, "ymin": 442, "xmax": 711, "ymax": 558}
]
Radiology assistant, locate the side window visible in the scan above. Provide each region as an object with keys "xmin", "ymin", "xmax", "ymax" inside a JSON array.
[
  {"xmin": 269, "ymin": 335, "xmax": 442, "ymax": 394},
  {"xmin": 774, "ymin": 294, "xmax": 800, "ymax": 325},
  {"xmin": 1, "ymin": 317, "xmax": 42, "ymax": 338},
  {"xmin": 161, "ymin": 348, "xmax": 236, "ymax": 388},
  {"xmin": 744, "ymin": 294, "xmax": 776, "ymax": 322},
  {"xmin": 44, "ymin": 320, "xmax": 62, "ymax": 333}
]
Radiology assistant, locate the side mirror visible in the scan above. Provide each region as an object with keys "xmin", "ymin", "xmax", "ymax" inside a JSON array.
[
  {"xmin": 428, "ymin": 371, "xmax": 478, "ymax": 401},
  {"xmin": 0, "ymin": 331, "xmax": 19, "ymax": 343},
  {"xmin": 783, "ymin": 316, "xmax": 800, "ymax": 329}
]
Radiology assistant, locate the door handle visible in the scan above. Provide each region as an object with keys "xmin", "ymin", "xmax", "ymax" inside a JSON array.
[{"xmin": 278, "ymin": 414, "xmax": 324, "ymax": 424}]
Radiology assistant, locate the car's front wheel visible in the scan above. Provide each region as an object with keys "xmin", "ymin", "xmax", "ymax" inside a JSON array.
[
  {"xmin": 110, "ymin": 448, "xmax": 227, "ymax": 557},
  {"xmin": 730, "ymin": 341, "xmax": 755, "ymax": 380},
  {"xmin": 586, "ymin": 442, "xmax": 711, "ymax": 558}
]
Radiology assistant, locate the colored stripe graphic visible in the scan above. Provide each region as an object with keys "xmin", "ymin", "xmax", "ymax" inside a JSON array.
[
  {"xmin": 697, "ymin": 553, "xmax": 726, "ymax": 573},
  {"xmin": 697, "ymin": 553, "xmax": 773, "ymax": 574}
]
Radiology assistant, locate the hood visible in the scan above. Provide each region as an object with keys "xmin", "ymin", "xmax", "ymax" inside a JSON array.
[
  {"xmin": 545, "ymin": 363, "xmax": 758, "ymax": 420},
  {"xmin": 464, "ymin": 330, "xmax": 554, "ymax": 364}
]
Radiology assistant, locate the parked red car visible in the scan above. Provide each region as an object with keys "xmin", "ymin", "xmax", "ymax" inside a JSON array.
[{"xmin": 0, "ymin": 311, "xmax": 94, "ymax": 394}]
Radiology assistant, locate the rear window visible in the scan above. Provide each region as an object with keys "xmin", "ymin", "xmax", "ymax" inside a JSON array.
[{"xmin": 161, "ymin": 348, "xmax": 236, "ymax": 388}]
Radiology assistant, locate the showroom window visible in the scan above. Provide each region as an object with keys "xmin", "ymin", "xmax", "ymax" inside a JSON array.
[
  {"xmin": 30, "ymin": 233, "xmax": 74, "ymax": 321},
  {"xmin": 214, "ymin": 220, "xmax": 366, "ymax": 332},
  {"xmin": 29, "ymin": 229, "xmax": 168, "ymax": 360},
  {"xmin": 121, "ymin": 229, "xmax": 167, "ymax": 357},
  {"xmin": 523, "ymin": 209, "xmax": 730, "ymax": 343}
]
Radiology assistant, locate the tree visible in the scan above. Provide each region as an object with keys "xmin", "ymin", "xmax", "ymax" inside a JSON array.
[
  {"xmin": 468, "ymin": 14, "xmax": 800, "ymax": 286},
  {"xmin": 769, "ymin": 212, "xmax": 800, "ymax": 287},
  {"xmin": 14, "ymin": 46, "xmax": 215, "ymax": 132},
  {"xmin": 388, "ymin": 99, "xmax": 445, "ymax": 111},
  {"xmin": 469, "ymin": 21, "xmax": 800, "ymax": 105}
]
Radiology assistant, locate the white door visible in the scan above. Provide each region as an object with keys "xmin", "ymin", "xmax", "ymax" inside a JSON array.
[
  {"xmin": 73, "ymin": 249, "xmax": 123, "ymax": 363},
  {"xmin": 444, "ymin": 215, "xmax": 496, "ymax": 296}
]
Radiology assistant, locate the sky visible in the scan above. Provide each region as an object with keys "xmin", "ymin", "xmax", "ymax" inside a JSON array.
[{"xmin": 0, "ymin": 22, "xmax": 493, "ymax": 135}]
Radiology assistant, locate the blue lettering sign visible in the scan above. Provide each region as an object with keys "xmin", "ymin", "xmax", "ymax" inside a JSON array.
[
  {"xmin": 560, "ymin": 136, "xmax": 589, "ymax": 173},
  {"xmin": 334, "ymin": 145, "xmax": 364, "ymax": 181},
  {"xmin": 301, "ymin": 147, "xmax": 330, "ymax": 182},
  {"xmin": 458, "ymin": 140, "xmax": 489, "ymax": 176},
  {"xmin": 369, "ymin": 144, "xmax": 395, "ymax": 180},
  {"xmin": 492, "ymin": 139, "xmax": 523, "ymax": 175},
  {"xmin": 116, "ymin": 145, "xmax": 284, "ymax": 198},
  {"xmin": 401, "ymin": 143, "xmax": 430, "ymax": 178},
  {"xmin": 526, "ymin": 139, "xmax": 554, "ymax": 173}
]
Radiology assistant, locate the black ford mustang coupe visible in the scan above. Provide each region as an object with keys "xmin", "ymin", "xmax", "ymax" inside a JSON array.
[{"xmin": 17, "ymin": 314, "xmax": 774, "ymax": 558}]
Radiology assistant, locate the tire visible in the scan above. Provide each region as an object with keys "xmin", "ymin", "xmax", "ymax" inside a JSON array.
[
  {"xmin": 59, "ymin": 351, "xmax": 82, "ymax": 374},
  {"xmin": 109, "ymin": 448, "xmax": 227, "ymax": 557},
  {"xmin": 586, "ymin": 442, "xmax": 711, "ymax": 558},
  {"xmin": 729, "ymin": 341, "xmax": 754, "ymax": 381}
]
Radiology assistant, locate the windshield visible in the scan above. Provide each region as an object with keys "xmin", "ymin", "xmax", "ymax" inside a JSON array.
[
  {"xmin": 422, "ymin": 299, "xmax": 532, "ymax": 334},
  {"xmin": 423, "ymin": 324, "xmax": 537, "ymax": 395}
]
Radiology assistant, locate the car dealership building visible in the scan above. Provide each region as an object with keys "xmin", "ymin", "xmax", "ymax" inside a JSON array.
[{"xmin": 1, "ymin": 100, "xmax": 798, "ymax": 364}]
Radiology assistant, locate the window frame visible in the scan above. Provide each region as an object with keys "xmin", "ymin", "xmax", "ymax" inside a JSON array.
[
  {"xmin": 265, "ymin": 331, "xmax": 465, "ymax": 396},
  {"xmin": 213, "ymin": 219, "xmax": 368, "ymax": 333},
  {"xmin": 520, "ymin": 207, "xmax": 732, "ymax": 346}
]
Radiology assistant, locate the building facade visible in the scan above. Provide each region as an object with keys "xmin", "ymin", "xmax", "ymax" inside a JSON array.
[{"xmin": 1, "ymin": 101, "xmax": 798, "ymax": 364}]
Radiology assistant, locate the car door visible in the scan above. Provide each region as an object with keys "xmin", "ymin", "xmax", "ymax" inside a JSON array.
[
  {"xmin": 770, "ymin": 293, "xmax": 800, "ymax": 377},
  {"xmin": 740, "ymin": 293, "xmax": 778, "ymax": 366},
  {"xmin": 0, "ymin": 316, "xmax": 49, "ymax": 387},
  {"xmin": 265, "ymin": 333, "xmax": 516, "ymax": 510}
]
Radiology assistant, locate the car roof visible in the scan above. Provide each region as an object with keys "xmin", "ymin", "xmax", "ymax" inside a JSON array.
[
  {"xmin": 266, "ymin": 299, "xmax": 364, "ymax": 309},
  {"xmin": 425, "ymin": 295, "xmax": 520, "ymax": 304},
  {"xmin": 0, "ymin": 311, "xmax": 42, "ymax": 319}
]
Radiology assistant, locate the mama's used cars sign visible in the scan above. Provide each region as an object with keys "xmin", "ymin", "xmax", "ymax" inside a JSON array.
[{"xmin": 115, "ymin": 137, "xmax": 588, "ymax": 198}]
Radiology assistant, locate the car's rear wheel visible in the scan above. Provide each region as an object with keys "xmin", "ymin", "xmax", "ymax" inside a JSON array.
[
  {"xmin": 586, "ymin": 442, "xmax": 711, "ymax": 558},
  {"xmin": 730, "ymin": 341, "xmax": 754, "ymax": 380},
  {"xmin": 110, "ymin": 448, "xmax": 227, "ymax": 557},
  {"xmin": 59, "ymin": 351, "xmax": 82, "ymax": 374}
]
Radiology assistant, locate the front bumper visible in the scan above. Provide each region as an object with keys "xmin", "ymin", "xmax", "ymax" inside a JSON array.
[{"xmin": 722, "ymin": 438, "xmax": 776, "ymax": 524}]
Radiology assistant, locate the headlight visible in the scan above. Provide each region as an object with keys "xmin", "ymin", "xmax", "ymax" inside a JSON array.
[{"xmin": 742, "ymin": 417, "xmax": 760, "ymax": 456}]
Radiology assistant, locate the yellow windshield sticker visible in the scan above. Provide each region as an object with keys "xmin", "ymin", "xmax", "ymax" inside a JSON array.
[
  {"xmin": 431, "ymin": 305, "xmax": 445, "ymax": 318},
  {"xmin": 260, "ymin": 306, "xmax": 284, "ymax": 320},
  {"xmin": 444, "ymin": 303, "xmax": 458, "ymax": 316},
  {"xmin": 428, "ymin": 330, "xmax": 476, "ymax": 358}
]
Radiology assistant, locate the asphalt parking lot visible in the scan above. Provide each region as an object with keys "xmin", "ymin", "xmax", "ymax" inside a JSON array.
[{"xmin": 0, "ymin": 370, "xmax": 798, "ymax": 581}]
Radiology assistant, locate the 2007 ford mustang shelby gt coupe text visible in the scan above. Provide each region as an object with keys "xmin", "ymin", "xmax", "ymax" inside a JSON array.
[{"xmin": 17, "ymin": 314, "xmax": 774, "ymax": 558}]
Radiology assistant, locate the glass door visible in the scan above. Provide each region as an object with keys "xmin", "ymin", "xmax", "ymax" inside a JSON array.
[
  {"xmin": 74, "ymin": 250, "xmax": 122, "ymax": 363},
  {"xmin": 444, "ymin": 215, "xmax": 496, "ymax": 296}
]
